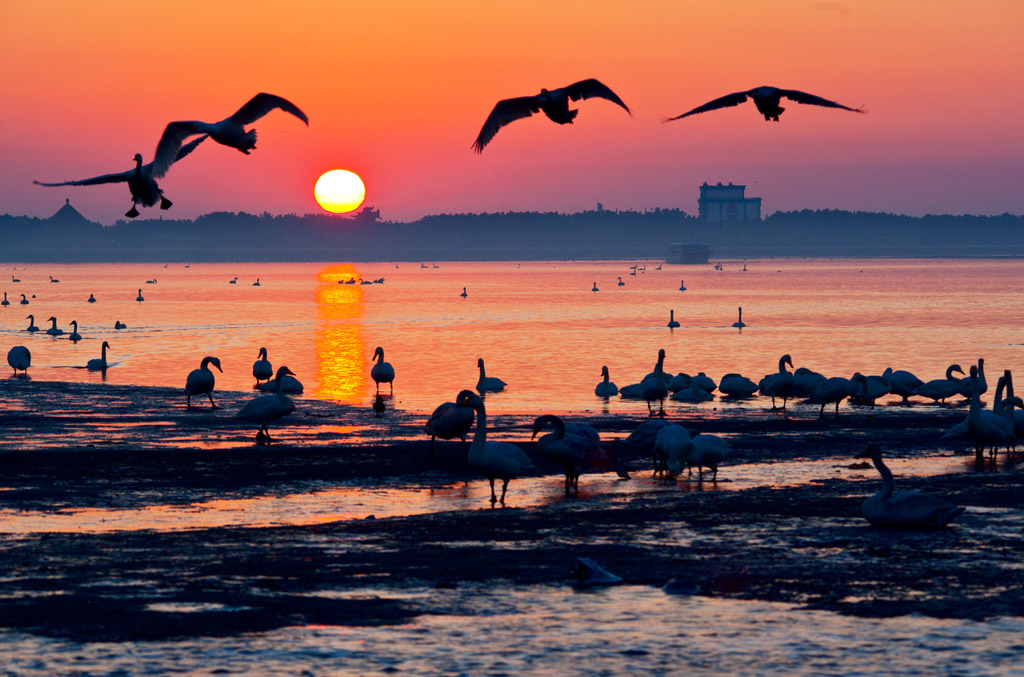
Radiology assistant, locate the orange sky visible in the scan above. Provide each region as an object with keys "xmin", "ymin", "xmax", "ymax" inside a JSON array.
[{"xmin": 1, "ymin": 0, "xmax": 1022, "ymax": 223}]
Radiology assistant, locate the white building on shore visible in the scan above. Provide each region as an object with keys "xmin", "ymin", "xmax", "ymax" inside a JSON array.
[{"xmin": 698, "ymin": 182, "xmax": 761, "ymax": 223}]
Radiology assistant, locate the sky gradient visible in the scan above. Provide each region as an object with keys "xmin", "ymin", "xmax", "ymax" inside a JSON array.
[{"xmin": 2, "ymin": 0, "xmax": 1022, "ymax": 224}]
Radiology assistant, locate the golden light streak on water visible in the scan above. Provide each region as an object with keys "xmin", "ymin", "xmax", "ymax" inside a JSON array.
[{"xmin": 314, "ymin": 264, "xmax": 366, "ymax": 404}]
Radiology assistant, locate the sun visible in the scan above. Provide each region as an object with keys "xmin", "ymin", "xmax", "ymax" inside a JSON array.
[{"xmin": 314, "ymin": 169, "xmax": 366, "ymax": 213}]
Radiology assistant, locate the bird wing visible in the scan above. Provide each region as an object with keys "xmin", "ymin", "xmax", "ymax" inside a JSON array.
[
  {"xmin": 663, "ymin": 90, "xmax": 752, "ymax": 122},
  {"xmin": 226, "ymin": 93, "xmax": 310, "ymax": 126},
  {"xmin": 778, "ymin": 89, "xmax": 864, "ymax": 113},
  {"xmin": 33, "ymin": 171, "xmax": 129, "ymax": 187},
  {"xmin": 149, "ymin": 122, "xmax": 207, "ymax": 179},
  {"xmin": 562, "ymin": 79, "xmax": 631, "ymax": 115},
  {"xmin": 472, "ymin": 96, "xmax": 542, "ymax": 153}
]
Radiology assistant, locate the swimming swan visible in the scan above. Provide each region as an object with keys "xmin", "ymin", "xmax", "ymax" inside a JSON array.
[
  {"xmin": 185, "ymin": 356, "xmax": 223, "ymax": 409},
  {"xmin": 24, "ymin": 314, "xmax": 39, "ymax": 332},
  {"xmin": 732, "ymin": 306, "xmax": 746, "ymax": 328},
  {"xmin": 45, "ymin": 316, "xmax": 64, "ymax": 336},
  {"xmin": 858, "ymin": 444, "xmax": 965, "ymax": 528},
  {"xmin": 456, "ymin": 390, "xmax": 535, "ymax": 504},
  {"xmin": 87, "ymin": 341, "xmax": 110, "ymax": 371},
  {"xmin": 476, "ymin": 358, "xmax": 506, "ymax": 393},
  {"xmin": 667, "ymin": 309, "xmax": 680, "ymax": 328},
  {"xmin": 68, "ymin": 320, "xmax": 82, "ymax": 342},
  {"xmin": 595, "ymin": 365, "xmax": 619, "ymax": 397}
]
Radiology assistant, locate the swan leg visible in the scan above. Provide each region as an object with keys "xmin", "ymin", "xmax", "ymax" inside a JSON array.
[
  {"xmin": 389, "ymin": 381, "xmax": 394, "ymax": 395},
  {"xmin": 207, "ymin": 393, "xmax": 218, "ymax": 409},
  {"xmin": 499, "ymin": 479, "xmax": 509, "ymax": 505},
  {"xmin": 159, "ymin": 196, "xmax": 172, "ymax": 210},
  {"xmin": 125, "ymin": 205, "xmax": 140, "ymax": 218},
  {"xmin": 488, "ymin": 478, "xmax": 498, "ymax": 504},
  {"xmin": 186, "ymin": 394, "xmax": 192, "ymax": 408}
]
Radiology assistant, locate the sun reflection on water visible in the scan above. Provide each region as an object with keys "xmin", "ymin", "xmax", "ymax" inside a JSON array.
[{"xmin": 315, "ymin": 264, "xmax": 366, "ymax": 405}]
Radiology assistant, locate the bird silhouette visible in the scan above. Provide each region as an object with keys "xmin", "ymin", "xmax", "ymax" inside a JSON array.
[
  {"xmin": 665, "ymin": 85, "xmax": 864, "ymax": 123},
  {"xmin": 175, "ymin": 93, "xmax": 308, "ymax": 154},
  {"xmin": 473, "ymin": 79, "xmax": 631, "ymax": 152},
  {"xmin": 33, "ymin": 123, "xmax": 207, "ymax": 218}
]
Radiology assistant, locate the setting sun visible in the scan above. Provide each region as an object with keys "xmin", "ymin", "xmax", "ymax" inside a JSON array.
[{"xmin": 314, "ymin": 169, "xmax": 366, "ymax": 213}]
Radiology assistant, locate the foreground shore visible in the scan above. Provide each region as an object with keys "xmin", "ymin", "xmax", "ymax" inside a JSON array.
[{"xmin": 1, "ymin": 379, "xmax": 1022, "ymax": 641}]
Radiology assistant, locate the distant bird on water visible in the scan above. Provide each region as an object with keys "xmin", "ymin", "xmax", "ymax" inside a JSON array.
[
  {"xmin": 136, "ymin": 289, "xmax": 144, "ymax": 302},
  {"xmin": 68, "ymin": 320, "xmax": 82, "ymax": 342},
  {"xmin": 1, "ymin": 292, "xmax": 9, "ymax": 306},
  {"xmin": 114, "ymin": 320, "xmax": 126, "ymax": 330},
  {"xmin": 253, "ymin": 278, "xmax": 261, "ymax": 286},
  {"xmin": 7, "ymin": 346, "xmax": 30, "ymax": 375},
  {"xmin": 679, "ymin": 280, "xmax": 686, "ymax": 291},
  {"xmin": 371, "ymin": 346, "xmax": 395, "ymax": 395},
  {"xmin": 174, "ymin": 93, "xmax": 309, "ymax": 155},
  {"xmin": 45, "ymin": 316, "xmax": 64, "ymax": 336},
  {"xmin": 732, "ymin": 307, "xmax": 746, "ymax": 328},
  {"xmin": 252, "ymin": 347, "xmax": 273, "ymax": 385},
  {"xmin": 88, "ymin": 294, "xmax": 96, "ymax": 303},
  {"xmin": 473, "ymin": 79, "xmax": 631, "ymax": 153},
  {"xmin": 667, "ymin": 310, "xmax": 680, "ymax": 328},
  {"xmin": 185, "ymin": 356, "xmax": 222, "ymax": 409},
  {"xmin": 460, "ymin": 287, "xmax": 468, "ymax": 298},
  {"xmin": 476, "ymin": 357, "xmax": 507, "ymax": 393},
  {"xmin": 24, "ymin": 315, "xmax": 39, "ymax": 332},
  {"xmin": 665, "ymin": 85, "xmax": 865, "ymax": 123},
  {"xmin": 19, "ymin": 294, "xmax": 28, "ymax": 305},
  {"xmin": 33, "ymin": 122, "xmax": 207, "ymax": 218},
  {"xmin": 595, "ymin": 366, "xmax": 619, "ymax": 398},
  {"xmin": 592, "ymin": 282, "xmax": 599, "ymax": 292}
]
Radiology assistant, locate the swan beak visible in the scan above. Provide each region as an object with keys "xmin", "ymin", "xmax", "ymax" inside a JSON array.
[
  {"xmin": 283, "ymin": 367, "xmax": 295, "ymax": 377},
  {"xmin": 215, "ymin": 363, "xmax": 223, "ymax": 373}
]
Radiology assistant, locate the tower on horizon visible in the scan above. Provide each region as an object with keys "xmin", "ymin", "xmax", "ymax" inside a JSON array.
[{"xmin": 698, "ymin": 182, "xmax": 761, "ymax": 223}]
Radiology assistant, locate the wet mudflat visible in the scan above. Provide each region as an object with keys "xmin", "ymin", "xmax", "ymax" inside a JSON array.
[{"xmin": 1, "ymin": 379, "xmax": 1022, "ymax": 643}]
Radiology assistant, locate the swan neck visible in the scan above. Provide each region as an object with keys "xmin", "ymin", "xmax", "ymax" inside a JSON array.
[
  {"xmin": 870, "ymin": 450, "xmax": 895, "ymax": 500},
  {"xmin": 469, "ymin": 401, "xmax": 487, "ymax": 455}
]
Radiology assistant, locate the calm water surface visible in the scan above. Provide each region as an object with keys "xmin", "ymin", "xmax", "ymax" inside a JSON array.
[{"xmin": 3, "ymin": 258, "xmax": 1022, "ymax": 415}]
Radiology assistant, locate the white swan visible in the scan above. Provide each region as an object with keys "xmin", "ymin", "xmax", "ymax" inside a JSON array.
[
  {"xmin": 1, "ymin": 292, "xmax": 9, "ymax": 306},
  {"xmin": 686, "ymin": 433, "xmax": 730, "ymax": 481},
  {"xmin": 371, "ymin": 346, "xmax": 395, "ymax": 394},
  {"xmin": 732, "ymin": 306, "xmax": 746, "ymax": 328},
  {"xmin": 943, "ymin": 371, "xmax": 1011, "ymax": 448},
  {"xmin": 456, "ymin": 390, "xmax": 535, "ymax": 504},
  {"xmin": 185, "ymin": 356, "xmax": 223, "ymax": 409},
  {"xmin": 655, "ymin": 422, "xmax": 692, "ymax": 478},
  {"xmin": 667, "ymin": 309, "xmax": 680, "ymax": 328},
  {"xmin": 136, "ymin": 289, "xmax": 144, "ymax": 302},
  {"xmin": 425, "ymin": 400, "xmax": 475, "ymax": 454},
  {"xmin": 718, "ymin": 373, "xmax": 758, "ymax": 397},
  {"xmin": 33, "ymin": 123, "xmax": 206, "ymax": 218},
  {"xmin": 238, "ymin": 365, "xmax": 297, "ymax": 442},
  {"xmin": 476, "ymin": 358, "xmax": 506, "ymax": 393},
  {"xmin": 668, "ymin": 372, "xmax": 692, "ymax": 393},
  {"xmin": 532, "ymin": 414, "xmax": 601, "ymax": 494},
  {"xmin": 7, "ymin": 345, "xmax": 30, "ymax": 375},
  {"xmin": 87, "ymin": 341, "xmax": 110, "ymax": 371},
  {"xmin": 595, "ymin": 365, "xmax": 619, "ymax": 397},
  {"xmin": 691, "ymin": 372, "xmax": 717, "ymax": 393},
  {"xmin": 256, "ymin": 373, "xmax": 304, "ymax": 394},
  {"xmin": 68, "ymin": 320, "xmax": 82, "ymax": 342},
  {"xmin": 883, "ymin": 367, "xmax": 924, "ymax": 403},
  {"xmin": 849, "ymin": 372, "xmax": 891, "ymax": 408},
  {"xmin": 642, "ymin": 349, "xmax": 670, "ymax": 416},
  {"xmin": 670, "ymin": 383, "xmax": 714, "ymax": 403},
  {"xmin": 858, "ymin": 444, "xmax": 965, "ymax": 528},
  {"xmin": 808, "ymin": 374, "xmax": 863, "ymax": 417},
  {"xmin": 45, "ymin": 316, "xmax": 64, "ymax": 336},
  {"xmin": 914, "ymin": 364, "xmax": 965, "ymax": 403},
  {"xmin": 176, "ymin": 93, "xmax": 308, "ymax": 154},
  {"xmin": 25, "ymin": 314, "xmax": 39, "ymax": 332},
  {"xmin": 959, "ymin": 358, "xmax": 987, "ymax": 399},
  {"xmin": 252, "ymin": 347, "xmax": 273, "ymax": 385},
  {"xmin": 759, "ymin": 354, "xmax": 794, "ymax": 410}
]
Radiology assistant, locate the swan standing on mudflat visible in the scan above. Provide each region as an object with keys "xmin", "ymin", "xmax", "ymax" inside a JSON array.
[
  {"xmin": 185, "ymin": 356, "xmax": 223, "ymax": 409},
  {"xmin": 237, "ymin": 366, "xmax": 297, "ymax": 442},
  {"xmin": 24, "ymin": 315, "xmax": 39, "ymax": 332},
  {"xmin": 849, "ymin": 372, "xmax": 891, "ymax": 408},
  {"xmin": 175, "ymin": 93, "xmax": 308, "ymax": 155},
  {"xmin": 472, "ymin": 79, "xmax": 631, "ymax": 152},
  {"xmin": 425, "ymin": 400, "xmax": 475, "ymax": 454},
  {"xmin": 959, "ymin": 358, "xmax": 987, "ymax": 399},
  {"xmin": 883, "ymin": 367, "xmax": 924, "ymax": 404},
  {"xmin": 532, "ymin": 414, "xmax": 601, "ymax": 495},
  {"xmin": 943, "ymin": 372, "xmax": 1011, "ymax": 449},
  {"xmin": 808, "ymin": 374, "xmax": 864, "ymax": 418},
  {"xmin": 476, "ymin": 358, "xmax": 506, "ymax": 393},
  {"xmin": 252, "ymin": 347, "xmax": 273, "ymax": 385},
  {"xmin": 371, "ymin": 346, "xmax": 395, "ymax": 395},
  {"xmin": 87, "ymin": 341, "xmax": 110, "ymax": 371},
  {"xmin": 965, "ymin": 365, "xmax": 1015, "ymax": 463},
  {"xmin": 718, "ymin": 373, "xmax": 759, "ymax": 398},
  {"xmin": 857, "ymin": 444, "xmax": 964, "ymax": 528},
  {"xmin": 687, "ymin": 433, "xmax": 730, "ymax": 481},
  {"xmin": 759, "ymin": 354, "xmax": 795, "ymax": 410},
  {"xmin": 45, "ymin": 316, "xmax": 63, "ymax": 336},
  {"xmin": 595, "ymin": 366, "xmax": 619, "ymax": 397},
  {"xmin": 655, "ymin": 423, "xmax": 692, "ymax": 478},
  {"xmin": 642, "ymin": 349, "xmax": 670, "ymax": 417},
  {"xmin": 33, "ymin": 123, "xmax": 207, "ymax": 218},
  {"xmin": 7, "ymin": 346, "xmax": 30, "ymax": 375},
  {"xmin": 914, "ymin": 364, "xmax": 965, "ymax": 403},
  {"xmin": 68, "ymin": 320, "xmax": 82, "ymax": 342},
  {"xmin": 456, "ymin": 390, "xmax": 535, "ymax": 505}
]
